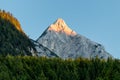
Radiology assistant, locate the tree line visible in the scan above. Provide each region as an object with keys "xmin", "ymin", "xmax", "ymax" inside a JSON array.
[{"xmin": 0, "ymin": 56, "xmax": 119, "ymax": 80}]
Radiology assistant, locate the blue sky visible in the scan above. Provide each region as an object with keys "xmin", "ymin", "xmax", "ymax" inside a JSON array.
[{"xmin": 0, "ymin": 0, "xmax": 120, "ymax": 58}]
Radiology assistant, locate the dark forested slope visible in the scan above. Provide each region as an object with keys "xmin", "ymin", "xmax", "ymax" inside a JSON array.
[{"xmin": 0, "ymin": 10, "xmax": 36, "ymax": 56}]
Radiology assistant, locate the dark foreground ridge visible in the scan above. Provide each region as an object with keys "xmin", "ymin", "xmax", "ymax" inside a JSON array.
[{"xmin": 0, "ymin": 56, "xmax": 119, "ymax": 80}]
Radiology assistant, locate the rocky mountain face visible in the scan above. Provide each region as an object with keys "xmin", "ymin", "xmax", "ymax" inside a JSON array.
[
  {"xmin": 31, "ymin": 39, "xmax": 58, "ymax": 57},
  {"xmin": 36, "ymin": 18, "xmax": 112, "ymax": 59},
  {"xmin": 0, "ymin": 10, "xmax": 36, "ymax": 56}
]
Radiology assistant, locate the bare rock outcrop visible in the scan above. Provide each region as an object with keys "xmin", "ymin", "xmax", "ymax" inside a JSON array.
[{"xmin": 36, "ymin": 18, "xmax": 112, "ymax": 59}]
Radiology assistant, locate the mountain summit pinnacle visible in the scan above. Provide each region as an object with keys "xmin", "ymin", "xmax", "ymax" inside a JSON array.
[{"xmin": 48, "ymin": 18, "xmax": 77, "ymax": 36}]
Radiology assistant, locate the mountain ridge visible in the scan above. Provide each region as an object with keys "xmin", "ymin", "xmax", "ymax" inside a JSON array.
[
  {"xmin": 0, "ymin": 10, "xmax": 112, "ymax": 59},
  {"xmin": 36, "ymin": 18, "xmax": 112, "ymax": 59}
]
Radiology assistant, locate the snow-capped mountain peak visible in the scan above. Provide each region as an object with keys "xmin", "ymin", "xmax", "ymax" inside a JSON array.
[
  {"xmin": 48, "ymin": 18, "xmax": 77, "ymax": 36},
  {"xmin": 36, "ymin": 18, "xmax": 112, "ymax": 59}
]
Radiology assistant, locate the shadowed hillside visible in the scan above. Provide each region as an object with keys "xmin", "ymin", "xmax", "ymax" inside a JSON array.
[{"xmin": 0, "ymin": 10, "xmax": 36, "ymax": 56}]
